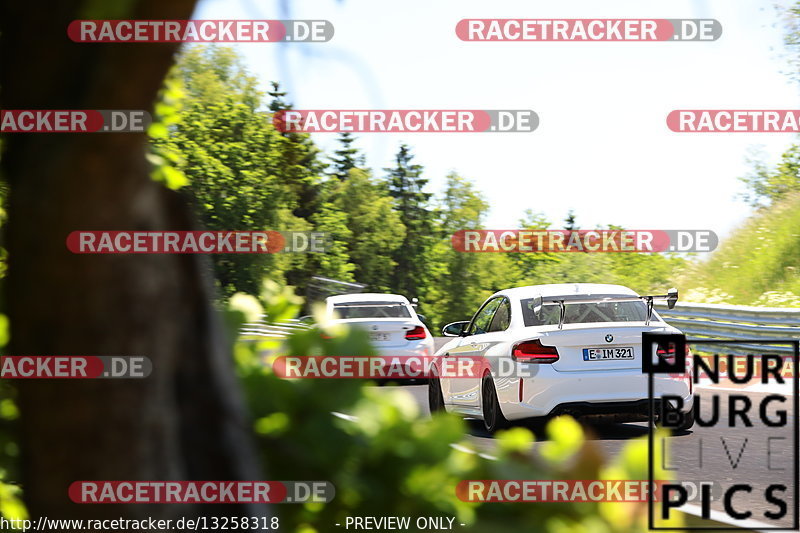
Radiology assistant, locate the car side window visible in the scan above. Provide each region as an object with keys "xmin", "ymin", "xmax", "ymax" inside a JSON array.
[
  {"xmin": 468, "ymin": 298, "xmax": 502, "ymax": 335},
  {"xmin": 488, "ymin": 298, "xmax": 511, "ymax": 332}
]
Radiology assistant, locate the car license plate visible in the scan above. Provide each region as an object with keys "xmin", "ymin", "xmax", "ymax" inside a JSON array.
[
  {"xmin": 369, "ymin": 332, "xmax": 390, "ymax": 342},
  {"xmin": 583, "ymin": 347, "xmax": 634, "ymax": 361}
]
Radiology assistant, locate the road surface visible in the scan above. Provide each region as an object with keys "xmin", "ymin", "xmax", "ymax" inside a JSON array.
[{"xmin": 369, "ymin": 377, "xmax": 797, "ymax": 530}]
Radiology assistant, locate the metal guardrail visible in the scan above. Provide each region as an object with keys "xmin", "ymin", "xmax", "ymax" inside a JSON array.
[
  {"xmin": 239, "ymin": 303, "xmax": 800, "ymax": 356},
  {"xmin": 239, "ymin": 316, "xmax": 311, "ymax": 339},
  {"xmin": 655, "ymin": 302, "xmax": 800, "ymax": 356}
]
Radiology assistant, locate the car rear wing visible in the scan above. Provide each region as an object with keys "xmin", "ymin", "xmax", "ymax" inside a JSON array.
[
  {"xmin": 530, "ymin": 288, "xmax": 678, "ymax": 329},
  {"xmin": 332, "ymin": 301, "xmax": 408, "ymax": 307}
]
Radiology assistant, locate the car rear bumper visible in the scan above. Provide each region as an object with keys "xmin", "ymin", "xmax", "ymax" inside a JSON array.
[
  {"xmin": 549, "ymin": 399, "xmax": 663, "ymax": 423},
  {"xmin": 375, "ymin": 341, "xmax": 434, "ymax": 359},
  {"xmin": 498, "ymin": 367, "xmax": 693, "ymax": 420},
  {"xmin": 369, "ymin": 341, "xmax": 435, "ymax": 380}
]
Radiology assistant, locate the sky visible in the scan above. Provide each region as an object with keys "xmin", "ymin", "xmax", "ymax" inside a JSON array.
[{"xmin": 193, "ymin": 0, "xmax": 799, "ymax": 244}]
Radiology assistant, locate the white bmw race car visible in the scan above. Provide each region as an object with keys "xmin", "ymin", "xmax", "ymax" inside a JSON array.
[
  {"xmin": 326, "ymin": 293, "xmax": 435, "ymax": 361},
  {"xmin": 429, "ymin": 283, "xmax": 694, "ymax": 432}
]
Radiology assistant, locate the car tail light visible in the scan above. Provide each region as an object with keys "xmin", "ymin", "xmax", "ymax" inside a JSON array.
[
  {"xmin": 656, "ymin": 344, "xmax": 675, "ymax": 361},
  {"xmin": 512, "ymin": 339, "xmax": 559, "ymax": 364},
  {"xmin": 657, "ymin": 343, "xmax": 691, "ymax": 362},
  {"xmin": 659, "ymin": 343, "xmax": 693, "ymax": 392},
  {"xmin": 405, "ymin": 326, "xmax": 427, "ymax": 340}
]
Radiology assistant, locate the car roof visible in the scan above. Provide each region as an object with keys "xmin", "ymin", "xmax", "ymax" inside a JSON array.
[
  {"xmin": 496, "ymin": 283, "xmax": 640, "ymax": 300},
  {"xmin": 326, "ymin": 293, "xmax": 410, "ymax": 304}
]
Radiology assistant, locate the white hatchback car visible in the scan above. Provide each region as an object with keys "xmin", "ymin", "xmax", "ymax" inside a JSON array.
[
  {"xmin": 326, "ymin": 293, "xmax": 435, "ymax": 362},
  {"xmin": 429, "ymin": 283, "xmax": 694, "ymax": 432}
]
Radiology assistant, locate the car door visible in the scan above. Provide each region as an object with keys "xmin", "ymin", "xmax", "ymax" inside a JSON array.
[
  {"xmin": 464, "ymin": 297, "xmax": 514, "ymax": 407},
  {"xmin": 445, "ymin": 297, "xmax": 503, "ymax": 407}
]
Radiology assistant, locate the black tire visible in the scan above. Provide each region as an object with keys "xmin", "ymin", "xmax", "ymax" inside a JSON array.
[
  {"xmin": 677, "ymin": 405, "xmax": 695, "ymax": 431},
  {"xmin": 657, "ymin": 404, "xmax": 695, "ymax": 432},
  {"xmin": 482, "ymin": 374, "xmax": 508, "ymax": 433},
  {"xmin": 428, "ymin": 375, "xmax": 446, "ymax": 414}
]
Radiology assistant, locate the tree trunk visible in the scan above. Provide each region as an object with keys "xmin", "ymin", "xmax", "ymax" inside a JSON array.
[{"xmin": 0, "ymin": 1, "xmax": 267, "ymax": 526}]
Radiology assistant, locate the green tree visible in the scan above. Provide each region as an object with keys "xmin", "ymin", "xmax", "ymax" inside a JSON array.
[
  {"xmin": 329, "ymin": 132, "xmax": 364, "ymax": 181},
  {"xmin": 564, "ymin": 209, "xmax": 578, "ymax": 231},
  {"xmin": 508, "ymin": 209, "xmax": 558, "ymax": 284},
  {"xmin": 432, "ymin": 173, "xmax": 520, "ymax": 327},
  {"xmin": 308, "ymin": 202, "xmax": 356, "ymax": 282},
  {"xmin": 782, "ymin": 0, "xmax": 800, "ymax": 83},
  {"xmin": 153, "ymin": 48, "xmax": 328, "ymax": 297},
  {"xmin": 267, "ymin": 82, "xmax": 324, "ymax": 221},
  {"xmin": 681, "ymin": 192, "xmax": 800, "ymax": 304},
  {"xmin": 739, "ymin": 144, "xmax": 800, "ymax": 208},
  {"xmin": 683, "ymin": 1, "xmax": 800, "ymax": 304},
  {"xmin": 384, "ymin": 144, "xmax": 435, "ymax": 300},
  {"xmin": 333, "ymin": 169, "xmax": 405, "ymax": 291},
  {"xmin": 509, "ymin": 212, "xmax": 682, "ymax": 295},
  {"xmin": 155, "ymin": 47, "xmax": 288, "ymax": 296}
]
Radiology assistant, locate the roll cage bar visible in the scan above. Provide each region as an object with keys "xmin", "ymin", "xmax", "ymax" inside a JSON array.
[{"xmin": 530, "ymin": 288, "xmax": 679, "ymax": 329}]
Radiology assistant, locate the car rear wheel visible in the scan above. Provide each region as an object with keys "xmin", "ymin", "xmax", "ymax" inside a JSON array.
[
  {"xmin": 676, "ymin": 405, "xmax": 695, "ymax": 431},
  {"xmin": 428, "ymin": 375, "xmax": 445, "ymax": 414},
  {"xmin": 482, "ymin": 374, "xmax": 508, "ymax": 433},
  {"xmin": 656, "ymin": 404, "xmax": 695, "ymax": 432}
]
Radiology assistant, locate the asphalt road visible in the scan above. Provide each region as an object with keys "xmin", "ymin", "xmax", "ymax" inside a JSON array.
[{"xmin": 371, "ymin": 372, "xmax": 797, "ymax": 529}]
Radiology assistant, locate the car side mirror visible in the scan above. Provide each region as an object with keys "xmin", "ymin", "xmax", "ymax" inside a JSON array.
[
  {"xmin": 531, "ymin": 295, "xmax": 543, "ymax": 317},
  {"xmin": 442, "ymin": 321, "xmax": 469, "ymax": 337},
  {"xmin": 667, "ymin": 288, "xmax": 678, "ymax": 309}
]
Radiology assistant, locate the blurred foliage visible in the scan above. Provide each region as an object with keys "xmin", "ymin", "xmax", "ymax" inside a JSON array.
[
  {"xmin": 78, "ymin": 0, "xmax": 136, "ymax": 19},
  {"xmin": 148, "ymin": 76, "xmax": 189, "ymax": 191},
  {"xmin": 680, "ymin": 4, "xmax": 800, "ymax": 306},
  {"xmin": 0, "ymin": 312, "xmax": 25, "ymax": 525},
  {"xmin": 739, "ymin": 144, "xmax": 800, "ymax": 208},
  {"xmin": 0, "ymin": 481, "xmax": 27, "ymax": 525},
  {"xmin": 680, "ymin": 192, "xmax": 800, "ymax": 305},
  {"xmin": 782, "ymin": 0, "xmax": 800, "ymax": 83}
]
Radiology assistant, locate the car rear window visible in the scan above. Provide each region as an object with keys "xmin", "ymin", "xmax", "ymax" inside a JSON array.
[
  {"xmin": 520, "ymin": 299, "xmax": 649, "ymax": 326},
  {"xmin": 333, "ymin": 302, "xmax": 412, "ymax": 319}
]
